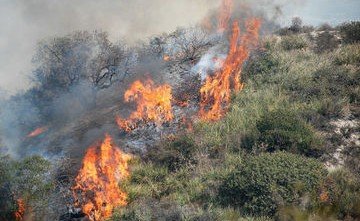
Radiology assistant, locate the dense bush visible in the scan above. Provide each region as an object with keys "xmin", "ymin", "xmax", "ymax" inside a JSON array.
[
  {"xmin": 314, "ymin": 31, "xmax": 339, "ymax": 53},
  {"xmin": 343, "ymin": 133, "xmax": 360, "ymax": 177},
  {"xmin": 255, "ymin": 109, "xmax": 324, "ymax": 157},
  {"xmin": 146, "ymin": 135, "xmax": 199, "ymax": 171},
  {"xmin": 218, "ymin": 152, "xmax": 326, "ymax": 216},
  {"xmin": 280, "ymin": 35, "xmax": 308, "ymax": 51},
  {"xmin": 338, "ymin": 21, "xmax": 360, "ymax": 44},
  {"xmin": 0, "ymin": 155, "xmax": 52, "ymax": 221},
  {"xmin": 0, "ymin": 156, "xmax": 16, "ymax": 221},
  {"xmin": 319, "ymin": 169, "xmax": 360, "ymax": 219},
  {"xmin": 111, "ymin": 200, "xmax": 273, "ymax": 221},
  {"xmin": 334, "ymin": 43, "xmax": 360, "ymax": 66},
  {"xmin": 243, "ymin": 49, "xmax": 281, "ymax": 80}
]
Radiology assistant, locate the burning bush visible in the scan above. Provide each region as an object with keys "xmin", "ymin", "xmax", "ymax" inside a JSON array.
[
  {"xmin": 116, "ymin": 79, "xmax": 173, "ymax": 132},
  {"xmin": 72, "ymin": 134, "xmax": 131, "ymax": 220},
  {"xmin": 199, "ymin": 18, "xmax": 261, "ymax": 121}
]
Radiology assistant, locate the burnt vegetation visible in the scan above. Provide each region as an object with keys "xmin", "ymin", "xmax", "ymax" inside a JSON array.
[{"xmin": 0, "ymin": 15, "xmax": 360, "ymax": 221}]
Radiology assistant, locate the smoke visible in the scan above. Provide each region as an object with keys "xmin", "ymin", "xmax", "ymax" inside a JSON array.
[
  {"xmin": 192, "ymin": 45, "xmax": 227, "ymax": 81},
  {"xmin": 0, "ymin": 0, "xmax": 220, "ymax": 94},
  {"xmin": 0, "ymin": 0, "xmax": 305, "ymax": 158}
]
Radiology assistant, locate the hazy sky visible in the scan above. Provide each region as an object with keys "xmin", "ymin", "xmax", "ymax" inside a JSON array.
[{"xmin": 0, "ymin": 0, "xmax": 359, "ymax": 95}]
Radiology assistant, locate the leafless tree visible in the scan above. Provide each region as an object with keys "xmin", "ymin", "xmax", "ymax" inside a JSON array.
[{"xmin": 169, "ymin": 27, "xmax": 213, "ymax": 62}]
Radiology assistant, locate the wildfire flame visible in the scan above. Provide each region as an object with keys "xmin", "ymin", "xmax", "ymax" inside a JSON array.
[
  {"xmin": 14, "ymin": 198, "xmax": 25, "ymax": 221},
  {"xmin": 27, "ymin": 126, "xmax": 47, "ymax": 138},
  {"xmin": 72, "ymin": 134, "xmax": 131, "ymax": 220},
  {"xmin": 199, "ymin": 18, "xmax": 261, "ymax": 121},
  {"xmin": 116, "ymin": 79, "xmax": 174, "ymax": 132},
  {"xmin": 218, "ymin": 0, "xmax": 233, "ymax": 32}
]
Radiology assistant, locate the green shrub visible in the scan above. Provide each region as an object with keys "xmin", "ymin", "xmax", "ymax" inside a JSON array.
[
  {"xmin": 338, "ymin": 21, "xmax": 360, "ymax": 44},
  {"xmin": 111, "ymin": 199, "xmax": 182, "ymax": 221},
  {"xmin": 256, "ymin": 109, "xmax": 324, "ymax": 157},
  {"xmin": 146, "ymin": 135, "xmax": 198, "ymax": 171},
  {"xmin": 218, "ymin": 152, "xmax": 326, "ymax": 216},
  {"xmin": 344, "ymin": 137, "xmax": 360, "ymax": 177},
  {"xmin": 243, "ymin": 49, "xmax": 281, "ymax": 80},
  {"xmin": 111, "ymin": 201, "xmax": 274, "ymax": 221},
  {"xmin": 334, "ymin": 43, "xmax": 360, "ymax": 66},
  {"xmin": 286, "ymin": 64, "xmax": 359, "ymax": 113},
  {"xmin": 0, "ymin": 155, "xmax": 52, "ymax": 221},
  {"xmin": 319, "ymin": 169, "xmax": 360, "ymax": 219},
  {"xmin": 314, "ymin": 31, "xmax": 339, "ymax": 53},
  {"xmin": 280, "ymin": 35, "xmax": 308, "ymax": 51},
  {"xmin": 126, "ymin": 163, "xmax": 170, "ymax": 200},
  {"xmin": 0, "ymin": 155, "xmax": 16, "ymax": 221}
]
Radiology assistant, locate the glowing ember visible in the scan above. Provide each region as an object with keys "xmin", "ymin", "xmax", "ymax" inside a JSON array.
[
  {"xmin": 199, "ymin": 19, "xmax": 261, "ymax": 121},
  {"xmin": 14, "ymin": 198, "xmax": 25, "ymax": 221},
  {"xmin": 27, "ymin": 126, "xmax": 47, "ymax": 138},
  {"xmin": 72, "ymin": 134, "xmax": 131, "ymax": 220},
  {"xmin": 116, "ymin": 79, "xmax": 174, "ymax": 132}
]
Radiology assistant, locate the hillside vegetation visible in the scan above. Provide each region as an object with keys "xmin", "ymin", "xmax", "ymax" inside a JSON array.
[
  {"xmin": 111, "ymin": 22, "xmax": 360, "ymax": 221},
  {"xmin": 0, "ymin": 20, "xmax": 359, "ymax": 221}
]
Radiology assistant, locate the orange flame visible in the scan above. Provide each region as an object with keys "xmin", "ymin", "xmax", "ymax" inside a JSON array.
[
  {"xmin": 26, "ymin": 126, "xmax": 47, "ymax": 138},
  {"xmin": 218, "ymin": 0, "xmax": 233, "ymax": 32},
  {"xmin": 163, "ymin": 55, "xmax": 170, "ymax": 61},
  {"xmin": 116, "ymin": 79, "xmax": 173, "ymax": 132},
  {"xmin": 14, "ymin": 198, "xmax": 25, "ymax": 221},
  {"xmin": 72, "ymin": 134, "xmax": 131, "ymax": 220},
  {"xmin": 199, "ymin": 19, "xmax": 261, "ymax": 121}
]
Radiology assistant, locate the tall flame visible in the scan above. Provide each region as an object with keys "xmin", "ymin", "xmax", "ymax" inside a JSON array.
[
  {"xmin": 116, "ymin": 79, "xmax": 173, "ymax": 132},
  {"xmin": 199, "ymin": 19, "xmax": 261, "ymax": 121},
  {"xmin": 72, "ymin": 134, "xmax": 131, "ymax": 220},
  {"xmin": 14, "ymin": 198, "xmax": 25, "ymax": 221}
]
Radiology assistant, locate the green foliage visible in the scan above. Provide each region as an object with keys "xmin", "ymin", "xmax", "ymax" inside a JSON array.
[
  {"xmin": 196, "ymin": 85, "xmax": 290, "ymax": 152},
  {"xmin": 318, "ymin": 169, "xmax": 360, "ymax": 219},
  {"xmin": 338, "ymin": 21, "xmax": 360, "ymax": 44},
  {"xmin": 243, "ymin": 49, "xmax": 281, "ymax": 80},
  {"xmin": 218, "ymin": 152, "xmax": 327, "ymax": 216},
  {"xmin": 314, "ymin": 31, "xmax": 339, "ymax": 53},
  {"xmin": 13, "ymin": 155, "xmax": 52, "ymax": 202},
  {"xmin": 146, "ymin": 135, "xmax": 199, "ymax": 171},
  {"xmin": 0, "ymin": 155, "xmax": 52, "ymax": 221},
  {"xmin": 344, "ymin": 135, "xmax": 360, "ymax": 177},
  {"xmin": 0, "ymin": 155, "xmax": 16, "ymax": 221},
  {"xmin": 280, "ymin": 35, "xmax": 308, "ymax": 51},
  {"xmin": 111, "ymin": 201, "xmax": 273, "ymax": 221},
  {"xmin": 110, "ymin": 30, "xmax": 360, "ymax": 220},
  {"xmin": 256, "ymin": 109, "xmax": 323, "ymax": 157},
  {"xmin": 334, "ymin": 43, "xmax": 360, "ymax": 66}
]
